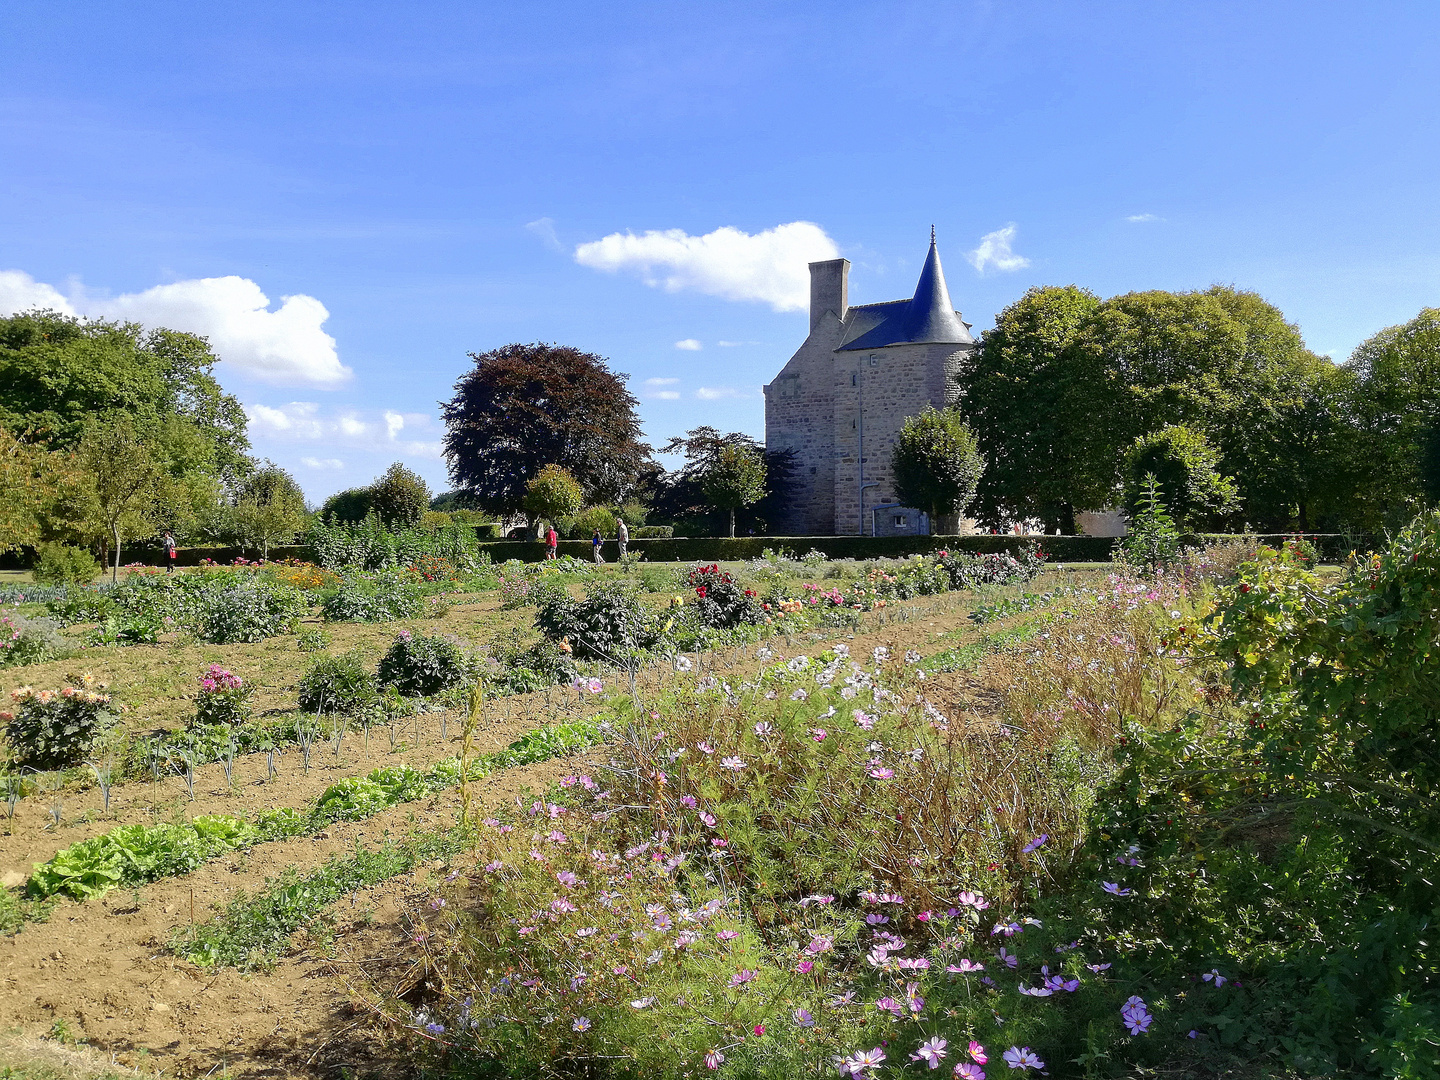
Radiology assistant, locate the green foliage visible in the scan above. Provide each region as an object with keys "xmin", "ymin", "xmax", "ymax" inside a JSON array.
[
  {"xmin": 2, "ymin": 676, "xmax": 117, "ymax": 769},
  {"xmin": 558, "ymin": 504, "xmax": 619, "ymax": 540},
  {"xmin": 376, "ymin": 630, "xmax": 475, "ymax": 697},
  {"xmin": 192, "ymin": 665, "xmax": 253, "ymax": 726},
  {"xmin": 201, "ymin": 576, "xmax": 306, "ymax": 643},
  {"xmin": 319, "ymin": 486, "xmax": 373, "ymax": 524},
  {"xmin": 440, "ymin": 343, "xmax": 648, "ymax": 514},
  {"xmin": 937, "ymin": 544, "xmax": 1046, "ymax": 588},
  {"xmin": 31, "ymin": 542, "xmax": 98, "ymax": 585},
  {"xmin": 322, "ymin": 569, "xmax": 424, "ymax": 622},
  {"xmin": 297, "ymin": 649, "xmax": 379, "ymax": 714},
  {"xmin": 891, "ymin": 405, "xmax": 985, "ymax": 525},
  {"xmin": 523, "ymin": 463, "xmax": 584, "ymax": 523},
  {"xmin": 308, "ymin": 514, "xmax": 484, "ymax": 572},
  {"xmin": 534, "ymin": 579, "xmax": 661, "ymax": 662},
  {"xmin": 229, "ymin": 462, "xmax": 309, "ymax": 558},
  {"xmin": 1117, "ymin": 475, "xmax": 1181, "ymax": 569},
  {"xmin": 1123, "ymin": 425, "xmax": 1239, "ymax": 529},
  {"xmin": 296, "ymin": 627, "xmax": 331, "ymax": 652},
  {"xmin": 486, "ymin": 637, "xmax": 577, "ymax": 695},
  {"xmin": 369, "ymin": 462, "xmax": 431, "ymax": 527},
  {"xmin": 46, "ymin": 584, "xmax": 117, "ymax": 624},
  {"xmin": 700, "ymin": 442, "xmax": 767, "ymax": 537}
]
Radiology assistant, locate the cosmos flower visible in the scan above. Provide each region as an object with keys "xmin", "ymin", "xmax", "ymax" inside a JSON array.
[
  {"xmin": 572, "ymin": 1016, "xmax": 591, "ymax": 1031},
  {"xmin": 720, "ymin": 757, "xmax": 746, "ymax": 771},
  {"xmin": 947, "ymin": 959, "xmax": 984, "ymax": 973},
  {"xmin": 968, "ymin": 1041, "xmax": 988, "ymax": 1064},
  {"xmin": 704, "ymin": 1049, "xmax": 724, "ymax": 1069},
  {"xmin": 1021, "ymin": 834, "xmax": 1049, "ymax": 854},
  {"xmin": 731, "ymin": 969, "xmax": 757, "ymax": 987},
  {"xmin": 1102, "ymin": 882, "xmax": 1133, "ymax": 897},
  {"xmin": 1002, "ymin": 1046, "xmax": 1044, "ymax": 1070},
  {"xmin": 954, "ymin": 1065, "xmax": 986, "ymax": 1080},
  {"xmin": 1202, "ymin": 969, "xmax": 1227, "ymax": 987},
  {"xmin": 958, "ymin": 891, "xmax": 991, "ymax": 910},
  {"xmin": 912, "ymin": 1037, "xmax": 947, "ymax": 1069},
  {"xmin": 675, "ymin": 656, "xmax": 694, "ymax": 672}
]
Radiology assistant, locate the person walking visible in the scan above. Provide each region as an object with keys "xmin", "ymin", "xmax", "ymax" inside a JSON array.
[
  {"xmin": 545, "ymin": 524, "xmax": 559, "ymax": 561},
  {"xmin": 163, "ymin": 530, "xmax": 177, "ymax": 573},
  {"xmin": 591, "ymin": 528, "xmax": 605, "ymax": 564},
  {"xmin": 616, "ymin": 518, "xmax": 629, "ymax": 560}
]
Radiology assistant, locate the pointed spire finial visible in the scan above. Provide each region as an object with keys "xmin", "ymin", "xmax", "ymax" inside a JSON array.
[{"xmin": 930, "ymin": 224, "xmax": 936, "ymax": 244}]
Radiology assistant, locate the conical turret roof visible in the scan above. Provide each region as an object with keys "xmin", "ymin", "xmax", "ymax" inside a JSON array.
[{"xmin": 837, "ymin": 234, "xmax": 973, "ymax": 350}]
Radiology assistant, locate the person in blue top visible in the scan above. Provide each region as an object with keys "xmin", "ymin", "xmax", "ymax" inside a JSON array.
[{"xmin": 591, "ymin": 529, "xmax": 605, "ymax": 564}]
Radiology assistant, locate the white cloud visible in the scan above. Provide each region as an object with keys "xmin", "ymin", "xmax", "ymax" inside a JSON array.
[
  {"xmin": 245, "ymin": 403, "xmax": 442, "ymax": 459},
  {"xmin": 645, "ymin": 377, "xmax": 680, "ymax": 386},
  {"xmin": 966, "ymin": 225, "xmax": 1031, "ymax": 274},
  {"xmin": 574, "ymin": 221, "xmax": 839, "ymax": 312},
  {"xmin": 0, "ymin": 270, "xmax": 72, "ymax": 314},
  {"xmin": 301, "ymin": 456, "xmax": 345, "ymax": 470},
  {"xmin": 674, "ymin": 338, "xmax": 703, "ymax": 351},
  {"xmin": 644, "ymin": 377, "xmax": 681, "ymax": 400},
  {"xmin": 525, "ymin": 217, "xmax": 562, "ymax": 251},
  {"xmin": 0, "ymin": 270, "xmax": 350, "ymax": 389},
  {"xmin": 1125, "ymin": 213, "xmax": 1163, "ymax": 223},
  {"xmin": 695, "ymin": 386, "xmax": 746, "ymax": 400}
]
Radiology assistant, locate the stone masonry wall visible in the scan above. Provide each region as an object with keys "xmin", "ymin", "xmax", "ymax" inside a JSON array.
[{"xmin": 763, "ymin": 310, "xmax": 846, "ymax": 534}]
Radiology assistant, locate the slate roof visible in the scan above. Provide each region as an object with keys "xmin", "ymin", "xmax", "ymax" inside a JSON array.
[{"xmin": 837, "ymin": 238, "xmax": 974, "ymax": 351}]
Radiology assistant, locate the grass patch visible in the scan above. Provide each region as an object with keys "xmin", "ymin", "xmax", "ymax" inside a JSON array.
[{"xmin": 924, "ymin": 615, "xmax": 1049, "ymax": 673}]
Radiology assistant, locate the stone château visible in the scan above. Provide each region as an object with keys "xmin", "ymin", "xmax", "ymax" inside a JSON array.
[{"xmin": 763, "ymin": 234, "xmax": 974, "ymax": 535}]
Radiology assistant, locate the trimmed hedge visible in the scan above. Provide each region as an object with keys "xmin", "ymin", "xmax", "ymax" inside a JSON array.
[{"xmin": 471, "ymin": 532, "xmax": 1369, "ymax": 565}]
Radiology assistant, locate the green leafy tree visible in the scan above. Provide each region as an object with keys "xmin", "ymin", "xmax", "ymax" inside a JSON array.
[
  {"xmin": 232, "ymin": 462, "xmax": 310, "ymax": 559},
  {"xmin": 523, "ymin": 464, "xmax": 584, "ymax": 527},
  {"xmin": 0, "ymin": 425, "xmax": 85, "ymax": 555},
  {"xmin": 890, "ymin": 406, "xmax": 985, "ymax": 531},
  {"xmin": 369, "ymin": 462, "xmax": 431, "ymax": 527},
  {"xmin": 440, "ymin": 343, "xmax": 648, "ymax": 515},
  {"xmin": 701, "ymin": 443, "xmax": 767, "ymax": 538},
  {"xmin": 1122, "ymin": 425, "xmax": 1239, "ymax": 530},
  {"xmin": 75, "ymin": 416, "xmax": 166, "ymax": 582},
  {"xmin": 962, "ymin": 285, "xmax": 1106, "ymax": 532},
  {"xmin": 0, "ymin": 311, "xmax": 249, "ymax": 476},
  {"xmin": 1117, "ymin": 474, "xmax": 1181, "ymax": 569},
  {"xmin": 320, "ymin": 487, "xmax": 374, "ymax": 524},
  {"xmin": 1337, "ymin": 307, "xmax": 1440, "ymax": 529}
]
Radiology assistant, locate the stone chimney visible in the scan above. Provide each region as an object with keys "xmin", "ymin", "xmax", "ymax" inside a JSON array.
[{"xmin": 809, "ymin": 258, "xmax": 849, "ymax": 333}]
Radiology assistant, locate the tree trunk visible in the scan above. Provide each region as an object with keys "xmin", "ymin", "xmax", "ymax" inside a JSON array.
[
  {"xmin": 728, "ymin": 507, "xmax": 736, "ymax": 538},
  {"xmin": 112, "ymin": 521, "xmax": 121, "ymax": 583},
  {"xmin": 1060, "ymin": 503, "xmax": 1077, "ymax": 536},
  {"xmin": 263, "ymin": 537, "xmax": 269, "ymax": 561}
]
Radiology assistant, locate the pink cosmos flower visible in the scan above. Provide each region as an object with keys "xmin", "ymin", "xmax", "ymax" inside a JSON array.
[
  {"xmin": 954, "ymin": 1064, "xmax": 986, "ymax": 1080},
  {"xmin": 912, "ymin": 1037, "xmax": 947, "ymax": 1069},
  {"xmin": 704, "ymin": 1049, "xmax": 724, "ymax": 1070},
  {"xmin": 968, "ymin": 1041, "xmax": 988, "ymax": 1064},
  {"xmin": 556, "ymin": 871, "xmax": 577, "ymax": 887},
  {"xmin": 720, "ymin": 757, "xmax": 746, "ymax": 771},
  {"xmin": 796, "ymin": 959, "xmax": 814, "ymax": 973},
  {"xmin": 811, "ymin": 728, "xmax": 828, "ymax": 741},
  {"xmin": 680, "ymin": 795, "xmax": 697, "ymax": 808},
  {"xmin": 1086, "ymin": 962, "xmax": 1111, "ymax": 973},
  {"xmin": 948, "ymin": 959, "xmax": 985, "ymax": 973},
  {"xmin": 700, "ymin": 812, "xmax": 718, "ymax": 826},
  {"xmin": 1002, "ymin": 1046, "xmax": 1044, "ymax": 1070},
  {"xmin": 731, "ymin": 969, "xmax": 756, "ymax": 987},
  {"xmin": 869, "ymin": 766, "xmax": 895, "ymax": 780},
  {"xmin": 997, "ymin": 948, "xmax": 1018, "ymax": 969},
  {"xmin": 958, "ymin": 891, "xmax": 991, "ymax": 910},
  {"xmin": 875, "ymin": 996, "xmax": 903, "ymax": 1017},
  {"xmin": 807, "ymin": 935, "xmax": 834, "ymax": 954}
]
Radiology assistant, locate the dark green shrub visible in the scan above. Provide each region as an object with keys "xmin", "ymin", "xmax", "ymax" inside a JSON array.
[
  {"xmin": 2, "ymin": 675, "xmax": 118, "ymax": 768},
  {"xmin": 487, "ymin": 638, "xmax": 576, "ymax": 695},
  {"xmin": 47, "ymin": 586, "xmax": 118, "ymax": 625},
  {"xmin": 556, "ymin": 506, "xmax": 618, "ymax": 540},
  {"xmin": 32, "ymin": 543, "xmax": 99, "ymax": 585},
  {"xmin": 297, "ymin": 650, "xmax": 379, "ymax": 714},
  {"xmin": 322, "ymin": 569, "xmax": 424, "ymax": 622},
  {"xmin": 377, "ymin": 630, "xmax": 475, "ymax": 696},
  {"xmin": 534, "ymin": 580, "xmax": 660, "ymax": 662}
]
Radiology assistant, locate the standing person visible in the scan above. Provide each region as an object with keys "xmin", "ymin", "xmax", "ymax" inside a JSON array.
[
  {"xmin": 616, "ymin": 518, "xmax": 629, "ymax": 560},
  {"xmin": 545, "ymin": 524, "xmax": 559, "ymax": 561},
  {"xmin": 163, "ymin": 530, "xmax": 177, "ymax": 574},
  {"xmin": 591, "ymin": 528, "xmax": 605, "ymax": 564}
]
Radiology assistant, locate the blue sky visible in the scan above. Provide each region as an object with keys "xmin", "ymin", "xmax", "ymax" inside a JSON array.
[{"xmin": 2, "ymin": 1, "xmax": 1437, "ymax": 501}]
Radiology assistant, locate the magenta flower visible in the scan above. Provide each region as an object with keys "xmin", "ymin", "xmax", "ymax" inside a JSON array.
[
  {"xmin": 704, "ymin": 1049, "xmax": 724, "ymax": 1070},
  {"xmin": 967, "ymin": 1041, "xmax": 988, "ymax": 1064},
  {"xmin": 875, "ymin": 996, "xmax": 904, "ymax": 1017},
  {"xmin": 912, "ymin": 1036, "xmax": 948, "ymax": 1069},
  {"xmin": 796, "ymin": 958, "xmax": 814, "ymax": 974},
  {"xmin": 556, "ymin": 871, "xmax": 577, "ymax": 887},
  {"xmin": 680, "ymin": 794, "xmax": 697, "ymax": 808},
  {"xmin": 869, "ymin": 766, "xmax": 895, "ymax": 780},
  {"xmin": 1002, "ymin": 1046, "xmax": 1044, "ymax": 1070},
  {"xmin": 807, "ymin": 935, "xmax": 834, "ymax": 954},
  {"xmin": 731, "ymin": 969, "xmax": 756, "ymax": 987}
]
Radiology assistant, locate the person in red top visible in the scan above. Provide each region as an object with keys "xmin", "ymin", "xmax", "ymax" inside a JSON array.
[
  {"xmin": 163, "ymin": 530, "xmax": 177, "ymax": 573},
  {"xmin": 545, "ymin": 525, "xmax": 559, "ymax": 560}
]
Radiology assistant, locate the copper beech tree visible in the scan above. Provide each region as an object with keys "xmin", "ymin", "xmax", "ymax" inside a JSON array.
[{"xmin": 440, "ymin": 344, "xmax": 648, "ymax": 516}]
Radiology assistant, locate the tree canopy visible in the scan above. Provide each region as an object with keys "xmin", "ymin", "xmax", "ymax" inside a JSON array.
[
  {"xmin": 891, "ymin": 407, "xmax": 985, "ymax": 528},
  {"xmin": 1122, "ymin": 425, "xmax": 1239, "ymax": 530},
  {"xmin": 440, "ymin": 343, "xmax": 648, "ymax": 515},
  {"xmin": 963, "ymin": 285, "xmax": 1335, "ymax": 532},
  {"xmin": 0, "ymin": 310, "xmax": 250, "ymax": 482},
  {"xmin": 523, "ymin": 464, "xmax": 584, "ymax": 525},
  {"xmin": 701, "ymin": 443, "xmax": 767, "ymax": 538},
  {"xmin": 369, "ymin": 462, "xmax": 431, "ymax": 527}
]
